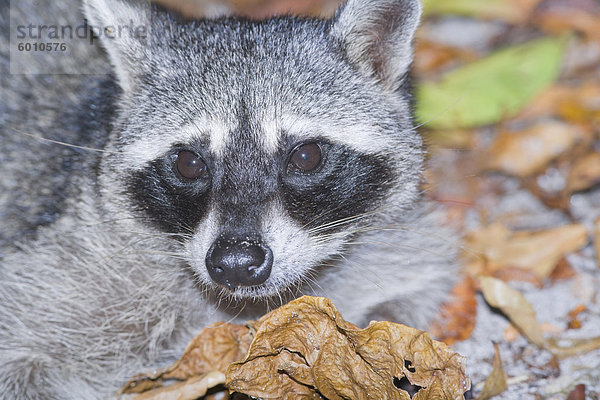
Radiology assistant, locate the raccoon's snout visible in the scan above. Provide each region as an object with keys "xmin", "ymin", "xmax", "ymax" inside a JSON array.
[{"xmin": 205, "ymin": 234, "xmax": 273, "ymax": 289}]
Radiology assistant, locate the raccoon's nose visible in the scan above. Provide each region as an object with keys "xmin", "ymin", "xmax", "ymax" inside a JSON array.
[{"xmin": 205, "ymin": 235, "xmax": 273, "ymax": 289}]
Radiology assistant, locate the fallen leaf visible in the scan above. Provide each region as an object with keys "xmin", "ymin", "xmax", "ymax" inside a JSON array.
[
  {"xmin": 465, "ymin": 222, "xmax": 589, "ymax": 280},
  {"xmin": 567, "ymin": 304, "xmax": 587, "ymax": 330},
  {"xmin": 518, "ymin": 82, "xmax": 600, "ymax": 123},
  {"xmin": 422, "ymin": 0, "xmax": 542, "ymax": 23},
  {"xmin": 423, "ymin": 129, "xmax": 476, "ymax": 149},
  {"xmin": 227, "ymin": 296, "xmax": 471, "ymax": 400},
  {"xmin": 566, "ymin": 384, "xmax": 587, "ymax": 400},
  {"xmin": 429, "ymin": 276, "xmax": 478, "ymax": 345},
  {"xmin": 120, "ymin": 322, "xmax": 253, "ymax": 394},
  {"xmin": 480, "ymin": 277, "xmax": 546, "ymax": 347},
  {"xmin": 548, "ymin": 258, "xmax": 577, "ymax": 282},
  {"xmin": 546, "ymin": 336, "xmax": 600, "ymax": 359},
  {"xmin": 414, "ymin": 40, "xmax": 478, "ymax": 78},
  {"xmin": 480, "ymin": 277, "xmax": 600, "ymax": 359},
  {"xmin": 484, "ymin": 121, "xmax": 584, "ymax": 177},
  {"xmin": 416, "ymin": 37, "xmax": 566, "ymax": 129},
  {"xmin": 132, "ymin": 372, "xmax": 225, "ymax": 400},
  {"xmin": 565, "ymin": 152, "xmax": 600, "ymax": 193},
  {"xmin": 533, "ymin": 0, "xmax": 600, "ymax": 40},
  {"xmin": 477, "ymin": 343, "xmax": 507, "ymax": 400},
  {"xmin": 492, "ymin": 267, "xmax": 541, "ymax": 286},
  {"xmin": 163, "ymin": 322, "xmax": 253, "ymax": 381}
]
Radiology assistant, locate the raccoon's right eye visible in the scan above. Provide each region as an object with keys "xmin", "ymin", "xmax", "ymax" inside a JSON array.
[{"xmin": 176, "ymin": 151, "xmax": 208, "ymax": 180}]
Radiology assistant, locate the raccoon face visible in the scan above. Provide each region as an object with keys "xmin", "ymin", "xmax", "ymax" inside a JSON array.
[{"xmin": 86, "ymin": 0, "xmax": 423, "ymax": 299}]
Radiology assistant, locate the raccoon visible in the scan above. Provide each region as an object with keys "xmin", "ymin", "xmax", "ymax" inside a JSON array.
[{"xmin": 0, "ymin": 0, "xmax": 458, "ymax": 397}]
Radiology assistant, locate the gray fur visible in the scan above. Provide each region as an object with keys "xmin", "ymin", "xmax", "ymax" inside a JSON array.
[{"xmin": 0, "ymin": 0, "xmax": 458, "ymax": 398}]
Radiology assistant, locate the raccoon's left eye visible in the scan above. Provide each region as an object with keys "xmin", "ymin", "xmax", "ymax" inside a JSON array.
[{"xmin": 176, "ymin": 151, "xmax": 208, "ymax": 180}]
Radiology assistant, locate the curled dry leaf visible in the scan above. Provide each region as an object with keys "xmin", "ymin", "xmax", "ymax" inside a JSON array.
[
  {"xmin": 163, "ymin": 322, "xmax": 253, "ymax": 381},
  {"xmin": 480, "ymin": 277, "xmax": 600, "ymax": 359},
  {"xmin": 464, "ymin": 222, "xmax": 589, "ymax": 280},
  {"xmin": 477, "ymin": 343, "xmax": 507, "ymax": 400},
  {"xmin": 227, "ymin": 296, "xmax": 471, "ymax": 400},
  {"xmin": 132, "ymin": 372, "xmax": 225, "ymax": 400},
  {"xmin": 484, "ymin": 121, "xmax": 584, "ymax": 177},
  {"xmin": 120, "ymin": 322, "xmax": 253, "ymax": 394}
]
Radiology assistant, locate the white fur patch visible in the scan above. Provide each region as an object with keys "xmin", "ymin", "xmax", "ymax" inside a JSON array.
[
  {"xmin": 262, "ymin": 112, "xmax": 392, "ymax": 154},
  {"xmin": 122, "ymin": 117, "xmax": 230, "ymax": 169}
]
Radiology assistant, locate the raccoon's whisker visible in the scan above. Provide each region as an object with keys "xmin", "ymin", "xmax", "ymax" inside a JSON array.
[
  {"xmin": 223, "ymin": 301, "xmax": 248, "ymax": 326},
  {"xmin": 307, "ymin": 211, "xmax": 377, "ymax": 234},
  {"xmin": 301, "ymin": 203, "xmax": 369, "ymax": 230},
  {"xmin": 337, "ymin": 253, "xmax": 386, "ymax": 293},
  {"xmin": 298, "ymin": 269, "xmax": 324, "ymax": 296},
  {"xmin": 8, "ymin": 126, "xmax": 119, "ymax": 154},
  {"xmin": 344, "ymin": 239, "xmax": 451, "ymax": 259},
  {"xmin": 178, "ymin": 222, "xmax": 197, "ymax": 236},
  {"xmin": 96, "ymin": 234, "xmax": 183, "ymax": 265},
  {"xmin": 136, "ymin": 251, "xmax": 188, "ymax": 261},
  {"xmin": 327, "ymin": 224, "xmax": 453, "ymax": 246}
]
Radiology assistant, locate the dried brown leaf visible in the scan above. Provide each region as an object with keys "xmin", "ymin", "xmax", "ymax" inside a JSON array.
[
  {"xmin": 566, "ymin": 152, "xmax": 600, "ymax": 193},
  {"xmin": 414, "ymin": 40, "xmax": 478, "ymax": 78},
  {"xmin": 480, "ymin": 277, "xmax": 600, "ymax": 359},
  {"xmin": 164, "ymin": 322, "xmax": 253, "ymax": 380},
  {"xmin": 477, "ymin": 343, "xmax": 507, "ymax": 400},
  {"xmin": 518, "ymin": 82, "xmax": 600, "ymax": 124},
  {"xmin": 566, "ymin": 384, "xmax": 587, "ymax": 400},
  {"xmin": 132, "ymin": 371, "xmax": 225, "ymax": 400},
  {"xmin": 548, "ymin": 258, "xmax": 577, "ymax": 282},
  {"xmin": 465, "ymin": 222, "xmax": 589, "ymax": 280},
  {"xmin": 120, "ymin": 322, "xmax": 252, "ymax": 394},
  {"xmin": 484, "ymin": 121, "xmax": 584, "ymax": 177},
  {"xmin": 480, "ymin": 277, "xmax": 546, "ymax": 347},
  {"xmin": 567, "ymin": 304, "xmax": 587, "ymax": 330},
  {"xmin": 227, "ymin": 296, "xmax": 470, "ymax": 400},
  {"xmin": 533, "ymin": 1, "xmax": 600, "ymax": 40}
]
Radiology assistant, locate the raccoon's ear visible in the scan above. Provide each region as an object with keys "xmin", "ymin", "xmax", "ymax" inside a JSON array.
[
  {"xmin": 82, "ymin": 0, "xmax": 152, "ymax": 95},
  {"xmin": 330, "ymin": 0, "xmax": 422, "ymax": 92}
]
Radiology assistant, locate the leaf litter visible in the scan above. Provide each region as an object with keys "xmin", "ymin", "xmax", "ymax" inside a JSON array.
[{"xmin": 121, "ymin": 297, "xmax": 470, "ymax": 400}]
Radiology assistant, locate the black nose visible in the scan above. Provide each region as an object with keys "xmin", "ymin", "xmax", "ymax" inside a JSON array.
[{"xmin": 205, "ymin": 234, "xmax": 273, "ymax": 289}]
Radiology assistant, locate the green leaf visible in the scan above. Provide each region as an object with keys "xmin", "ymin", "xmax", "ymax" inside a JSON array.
[
  {"xmin": 416, "ymin": 37, "xmax": 566, "ymax": 130},
  {"xmin": 421, "ymin": 0, "xmax": 534, "ymax": 22}
]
